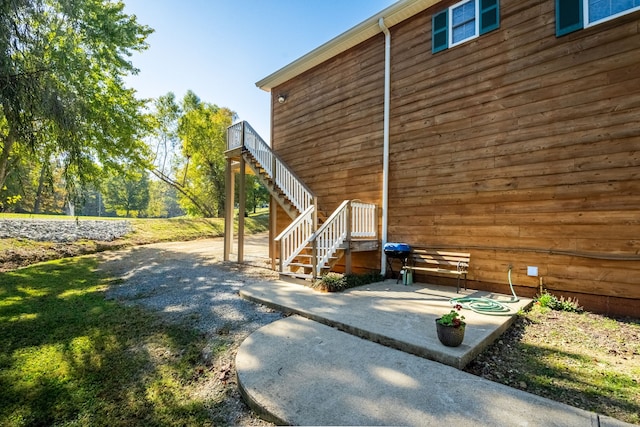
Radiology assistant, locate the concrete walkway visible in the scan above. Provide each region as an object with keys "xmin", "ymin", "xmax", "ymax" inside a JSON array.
[{"xmin": 236, "ymin": 280, "xmax": 634, "ymax": 426}]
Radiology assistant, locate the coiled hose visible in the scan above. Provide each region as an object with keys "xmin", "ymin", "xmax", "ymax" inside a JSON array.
[{"xmin": 449, "ymin": 268, "xmax": 520, "ymax": 316}]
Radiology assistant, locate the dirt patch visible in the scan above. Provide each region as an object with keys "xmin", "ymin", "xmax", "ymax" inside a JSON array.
[
  {"xmin": 0, "ymin": 239, "xmax": 126, "ymax": 271},
  {"xmin": 464, "ymin": 307, "xmax": 640, "ymax": 424}
]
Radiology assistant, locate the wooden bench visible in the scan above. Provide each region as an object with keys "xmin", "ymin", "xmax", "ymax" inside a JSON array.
[{"xmin": 405, "ymin": 249, "xmax": 470, "ymax": 293}]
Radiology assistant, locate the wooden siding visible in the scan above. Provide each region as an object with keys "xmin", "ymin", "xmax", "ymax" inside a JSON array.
[
  {"xmin": 272, "ymin": 34, "xmax": 386, "ymax": 272},
  {"xmin": 271, "ymin": 0, "xmax": 640, "ymax": 316}
]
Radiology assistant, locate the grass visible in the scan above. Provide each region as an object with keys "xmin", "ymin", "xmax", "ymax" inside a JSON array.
[
  {"xmin": 0, "ymin": 213, "xmax": 269, "ymax": 270},
  {"xmin": 0, "ymin": 257, "xmax": 229, "ymax": 426},
  {"xmin": 464, "ymin": 303, "xmax": 640, "ymax": 425}
]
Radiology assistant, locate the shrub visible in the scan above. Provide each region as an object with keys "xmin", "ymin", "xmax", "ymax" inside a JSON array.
[
  {"xmin": 536, "ymin": 291, "xmax": 583, "ymax": 313},
  {"xmin": 313, "ymin": 271, "xmax": 383, "ymax": 292}
]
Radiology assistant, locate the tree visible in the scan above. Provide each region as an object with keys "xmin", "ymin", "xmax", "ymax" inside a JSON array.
[
  {"xmin": 177, "ymin": 91, "xmax": 234, "ymax": 217},
  {"xmin": 149, "ymin": 93, "xmax": 181, "ymax": 177},
  {"xmin": 0, "ymin": 0, "xmax": 153, "ymax": 199},
  {"xmin": 103, "ymin": 171, "xmax": 149, "ymax": 217},
  {"xmin": 236, "ymin": 175, "xmax": 270, "ymax": 214},
  {"xmin": 146, "ymin": 179, "xmax": 184, "ymax": 218},
  {"xmin": 0, "ymin": 148, "xmax": 67, "ymax": 213},
  {"xmin": 148, "ymin": 91, "xmax": 235, "ymax": 218}
]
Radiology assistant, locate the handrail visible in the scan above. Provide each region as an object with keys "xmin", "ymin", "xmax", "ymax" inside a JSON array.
[
  {"xmin": 227, "ymin": 121, "xmax": 315, "ymax": 214},
  {"xmin": 274, "ymin": 205, "xmax": 315, "ymax": 273},
  {"xmin": 311, "ymin": 200, "xmax": 350, "ymax": 276},
  {"xmin": 310, "ymin": 200, "xmax": 378, "ymax": 276},
  {"xmin": 227, "ymin": 122, "xmax": 243, "ymax": 151}
]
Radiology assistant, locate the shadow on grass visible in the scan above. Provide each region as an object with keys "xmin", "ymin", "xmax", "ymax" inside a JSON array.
[
  {"xmin": 0, "ymin": 257, "xmax": 224, "ymax": 426},
  {"xmin": 465, "ymin": 313, "xmax": 640, "ymax": 425},
  {"xmin": 516, "ymin": 343, "xmax": 640, "ymax": 422}
]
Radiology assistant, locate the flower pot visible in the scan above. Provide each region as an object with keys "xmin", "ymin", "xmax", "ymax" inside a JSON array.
[{"xmin": 435, "ymin": 319, "xmax": 465, "ymax": 347}]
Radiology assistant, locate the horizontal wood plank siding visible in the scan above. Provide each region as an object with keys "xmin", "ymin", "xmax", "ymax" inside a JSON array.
[
  {"xmin": 272, "ymin": 35, "xmax": 385, "ymax": 217},
  {"xmin": 270, "ymin": 0, "xmax": 640, "ymax": 316}
]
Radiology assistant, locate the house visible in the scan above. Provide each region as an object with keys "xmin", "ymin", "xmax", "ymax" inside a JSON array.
[{"xmin": 225, "ymin": 0, "xmax": 640, "ymax": 317}]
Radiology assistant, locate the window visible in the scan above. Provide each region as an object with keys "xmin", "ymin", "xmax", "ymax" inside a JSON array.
[
  {"xmin": 588, "ymin": 0, "xmax": 640, "ymax": 25},
  {"xmin": 556, "ymin": 0, "xmax": 640, "ymax": 36},
  {"xmin": 432, "ymin": 0, "xmax": 500, "ymax": 53},
  {"xmin": 451, "ymin": 0, "xmax": 478, "ymax": 46}
]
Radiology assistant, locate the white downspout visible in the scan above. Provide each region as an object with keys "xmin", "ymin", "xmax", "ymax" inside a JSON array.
[{"xmin": 379, "ymin": 17, "xmax": 391, "ymax": 275}]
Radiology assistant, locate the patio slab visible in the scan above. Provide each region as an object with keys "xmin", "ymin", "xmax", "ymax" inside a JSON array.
[{"xmin": 240, "ymin": 279, "xmax": 533, "ymax": 369}]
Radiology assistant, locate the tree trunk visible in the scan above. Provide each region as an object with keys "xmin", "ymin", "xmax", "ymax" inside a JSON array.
[
  {"xmin": 0, "ymin": 130, "xmax": 16, "ymax": 192},
  {"xmin": 33, "ymin": 162, "xmax": 48, "ymax": 213},
  {"xmin": 150, "ymin": 169, "xmax": 215, "ymax": 217}
]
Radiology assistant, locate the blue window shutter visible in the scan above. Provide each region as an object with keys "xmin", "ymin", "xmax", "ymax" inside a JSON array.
[
  {"xmin": 556, "ymin": 0, "xmax": 583, "ymax": 36},
  {"xmin": 432, "ymin": 9, "xmax": 448, "ymax": 53},
  {"xmin": 480, "ymin": 0, "xmax": 500, "ymax": 34}
]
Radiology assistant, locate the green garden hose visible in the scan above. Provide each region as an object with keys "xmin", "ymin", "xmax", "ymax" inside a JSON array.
[{"xmin": 449, "ymin": 268, "xmax": 520, "ymax": 316}]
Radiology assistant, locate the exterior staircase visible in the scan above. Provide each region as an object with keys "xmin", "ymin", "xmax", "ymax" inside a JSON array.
[{"xmin": 226, "ymin": 121, "xmax": 378, "ymax": 280}]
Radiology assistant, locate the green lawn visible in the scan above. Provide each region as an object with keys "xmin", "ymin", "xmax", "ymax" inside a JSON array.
[
  {"xmin": 0, "ymin": 257, "xmax": 228, "ymax": 426},
  {"xmin": 0, "ymin": 214, "xmax": 269, "ymax": 425}
]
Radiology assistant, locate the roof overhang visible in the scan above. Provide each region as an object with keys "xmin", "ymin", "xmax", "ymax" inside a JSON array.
[{"xmin": 255, "ymin": 0, "xmax": 441, "ymax": 92}]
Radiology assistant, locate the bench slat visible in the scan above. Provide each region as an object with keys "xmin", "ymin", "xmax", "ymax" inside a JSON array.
[
  {"xmin": 412, "ymin": 249, "xmax": 470, "ymax": 258},
  {"xmin": 405, "ymin": 248, "xmax": 470, "ymax": 292},
  {"xmin": 413, "ymin": 259, "xmax": 467, "ymax": 268},
  {"xmin": 408, "ymin": 266, "xmax": 466, "ymax": 275}
]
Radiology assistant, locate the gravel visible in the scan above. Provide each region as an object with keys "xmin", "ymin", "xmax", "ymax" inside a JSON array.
[
  {"xmin": 96, "ymin": 238, "xmax": 282, "ymax": 425},
  {"xmin": 0, "ymin": 219, "xmax": 131, "ymax": 242},
  {"xmin": 99, "ymin": 241, "xmax": 283, "ymax": 337}
]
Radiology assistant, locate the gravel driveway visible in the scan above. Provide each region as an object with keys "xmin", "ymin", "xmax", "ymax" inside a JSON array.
[{"xmin": 96, "ymin": 233, "xmax": 282, "ymax": 425}]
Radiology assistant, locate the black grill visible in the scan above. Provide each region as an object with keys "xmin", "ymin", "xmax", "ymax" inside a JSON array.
[
  {"xmin": 383, "ymin": 242, "xmax": 411, "ymax": 259},
  {"xmin": 384, "ymin": 243, "xmax": 411, "ymax": 283}
]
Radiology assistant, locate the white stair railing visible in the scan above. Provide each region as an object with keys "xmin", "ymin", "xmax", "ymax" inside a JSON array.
[
  {"xmin": 311, "ymin": 201, "xmax": 350, "ymax": 277},
  {"xmin": 227, "ymin": 121, "xmax": 314, "ymax": 214},
  {"xmin": 310, "ymin": 200, "xmax": 378, "ymax": 277},
  {"xmin": 228, "ymin": 121, "xmax": 379, "ymax": 279},
  {"xmin": 350, "ymin": 201, "xmax": 377, "ymax": 238},
  {"xmin": 274, "ymin": 205, "xmax": 315, "ymax": 273}
]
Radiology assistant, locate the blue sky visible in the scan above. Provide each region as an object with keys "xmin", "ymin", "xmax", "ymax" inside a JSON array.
[{"xmin": 123, "ymin": 0, "xmax": 397, "ymax": 142}]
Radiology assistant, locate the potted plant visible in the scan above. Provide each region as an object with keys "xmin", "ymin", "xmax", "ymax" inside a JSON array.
[{"xmin": 435, "ymin": 304, "xmax": 466, "ymax": 347}]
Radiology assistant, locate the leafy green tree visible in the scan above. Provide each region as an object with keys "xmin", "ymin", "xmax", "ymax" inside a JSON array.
[
  {"xmin": 103, "ymin": 171, "xmax": 150, "ymax": 218},
  {"xmin": 149, "ymin": 93, "xmax": 181, "ymax": 177},
  {"xmin": 148, "ymin": 91, "xmax": 235, "ymax": 218},
  {"xmin": 147, "ymin": 179, "xmax": 184, "ymax": 218},
  {"xmin": 76, "ymin": 185, "xmax": 107, "ymax": 217},
  {"xmin": 236, "ymin": 175, "xmax": 270, "ymax": 214},
  {"xmin": 0, "ymin": 0, "xmax": 153, "ymax": 200},
  {"xmin": 0, "ymin": 149, "xmax": 67, "ymax": 213},
  {"xmin": 177, "ymin": 91, "xmax": 234, "ymax": 217}
]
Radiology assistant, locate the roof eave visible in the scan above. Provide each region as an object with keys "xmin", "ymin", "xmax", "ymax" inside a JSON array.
[{"xmin": 256, "ymin": 0, "xmax": 441, "ymax": 92}]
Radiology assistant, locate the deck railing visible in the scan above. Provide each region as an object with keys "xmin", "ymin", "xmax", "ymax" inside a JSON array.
[
  {"xmin": 350, "ymin": 201, "xmax": 377, "ymax": 238},
  {"xmin": 310, "ymin": 200, "xmax": 377, "ymax": 277},
  {"xmin": 274, "ymin": 205, "xmax": 315, "ymax": 273},
  {"xmin": 227, "ymin": 121, "xmax": 315, "ymax": 214}
]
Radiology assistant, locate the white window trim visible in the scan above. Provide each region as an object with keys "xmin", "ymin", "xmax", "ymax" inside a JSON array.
[
  {"xmin": 448, "ymin": 0, "xmax": 480, "ymax": 48},
  {"xmin": 584, "ymin": 1, "xmax": 640, "ymax": 28}
]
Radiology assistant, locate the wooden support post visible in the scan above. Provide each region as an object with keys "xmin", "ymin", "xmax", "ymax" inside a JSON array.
[
  {"xmin": 238, "ymin": 154, "xmax": 246, "ymax": 263},
  {"xmin": 270, "ymin": 198, "xmax": 277, "ymax": 270},
  {"xmin": 345, "ymin": 201, "xmax": 352, "ymax": 274},
  {"xmin": 224, "ymin": 158, "xmax": 234, "ymax": 261}
]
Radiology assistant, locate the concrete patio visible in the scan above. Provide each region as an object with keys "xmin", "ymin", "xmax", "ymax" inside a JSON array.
[{"xmin": 240, "ymin": 279, "xmax": 532, "ymax": 369}]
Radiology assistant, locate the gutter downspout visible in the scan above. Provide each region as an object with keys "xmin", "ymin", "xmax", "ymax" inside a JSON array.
[{"xmin": 379, "ymin": 17, "xmax": 391, "ymax": 275}]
